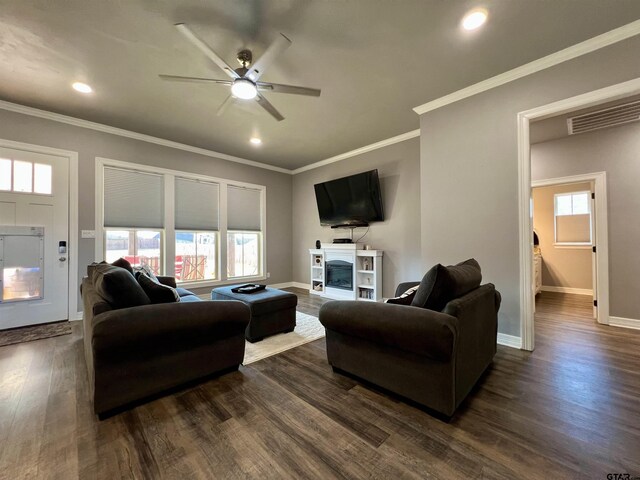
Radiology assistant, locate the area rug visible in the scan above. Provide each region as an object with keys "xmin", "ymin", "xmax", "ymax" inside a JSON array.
[
  {"xmin": 243, "ymin": 311, "xmax": 324, "ymax": 365},
  {"xmin": 0, "ymin": 321, "xmax": 72, "ymax": 348}
]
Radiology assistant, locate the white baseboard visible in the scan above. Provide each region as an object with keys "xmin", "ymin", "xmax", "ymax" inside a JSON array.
[
  {"xmin": 266, "ymin": 282, "xmax": 311, "ymax": 290},
  {"xmin": 70, "ymin": 311, "xmax": 83, "ymax": 321},
  {"xmin": 541, "ymin": 285, "xmax": 593, "ymax": 296},
  {"xmin": 497, "ymin": 333, "xmax": 522, "ymax": 349},
  {"xmin": 292, "ymin": 282, "xmax": 311, "ymax": 290},
  {"xmin": 609, "ymin": 316, "xmax": 640, "ymax": 331}
]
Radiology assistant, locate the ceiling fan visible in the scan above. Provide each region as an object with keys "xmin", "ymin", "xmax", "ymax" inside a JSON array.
[{"xmin": 159, "ymin": 23, "xmax": 321, "ymax": 121}]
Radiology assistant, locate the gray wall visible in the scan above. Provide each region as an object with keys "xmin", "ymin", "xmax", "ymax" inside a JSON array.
[
  {"xmin": 0, "ymin": 109, "xmax": 293, "ymax": 311},
  {"xmin": 292, "ymin": 137, "xmax": 422, "ymax": 298},
  {"xmin": 532, "ymin": 121, "xmax": 640, "ymax": 320},
  {"xmin": 419, "ymin": 36, "xmax": 640, "ymax": 337},
  {"xmin": 532, "ymin": 183, "xmax": 593, "ymax": 291}
]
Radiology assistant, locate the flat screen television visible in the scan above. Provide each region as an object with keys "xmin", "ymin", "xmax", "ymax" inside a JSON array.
[{"xmin": 314, "ymin": 169, "xmax": 384, "ymax": 227}]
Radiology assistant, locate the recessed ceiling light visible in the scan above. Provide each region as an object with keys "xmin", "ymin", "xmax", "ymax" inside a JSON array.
[
  {"xmin": 72, "ymin": 82, "xmax": 93, "ymax": 94},
  {"xmin": 462, "ymin": 8, "xmax": 488, "ymax": 31},
  {"xmin": 250, "ymin": 137, "xmax": 262, "ymax": 145}
]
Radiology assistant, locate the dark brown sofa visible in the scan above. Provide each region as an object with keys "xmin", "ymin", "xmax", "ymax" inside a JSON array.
[
  {"xmin": 81, "ymin": 266, "xmax": 250, "ymax": 417},
  {"xmin": 320, "ymin": 275, "xmax": 501, "ymax": 418}
]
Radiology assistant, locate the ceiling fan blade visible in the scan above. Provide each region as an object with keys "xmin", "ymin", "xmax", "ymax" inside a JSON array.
[
  {"xmin": 159, "ymin": 74, "xmax": 233, "ymax": 85},
  {"xmin": 246, "ymin": 33, "xmax": 292, "ymax": 82},
  {"xmin": 175, "ymin": 23, "xmax": 239, "ymax": 79},
  {"xmin": 255, "ymin": 94, "xmax": 284, "ymax": 121},
  {"xmin": 257, "ymin": 82, "xmax": 321, "ymax": 97},
  {"xmin": 216, "ymin": 95, "xmax": 236, "ymax": 117}
]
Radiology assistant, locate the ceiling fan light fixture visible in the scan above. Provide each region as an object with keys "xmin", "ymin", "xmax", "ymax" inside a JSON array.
[
  {"xmin": 462, "ymin": 8, "xmax": 488, "ymax": 31},
  {"xmin": 231, "ymin": 78, "xmax": 258, "ymax": 100}
]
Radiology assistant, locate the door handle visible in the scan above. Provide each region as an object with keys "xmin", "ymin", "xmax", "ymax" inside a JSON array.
[{"xmin": 59, "ymin": 257, "xmax": 67, "ymax": 262}]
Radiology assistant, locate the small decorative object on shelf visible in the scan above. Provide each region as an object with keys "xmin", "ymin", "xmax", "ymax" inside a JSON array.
[
  {"xmin": 315, "ymin": 240, "xmax": 321, "ymax": 249},
  {"xmin": 362, "ymin": 258, "xmax": 370, "ymax": 270},
  {"xmin": 313, "ymin": 283, "xmax": 323, "ymax": 291},
  {"xmin": 315, "ymin": 255, "xmax": 322, "ymax": 265}
]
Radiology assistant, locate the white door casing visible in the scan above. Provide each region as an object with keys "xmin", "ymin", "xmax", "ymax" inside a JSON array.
[{"xmin": 0, "ymin": 147, "xmax": 69, "ymax": 329}]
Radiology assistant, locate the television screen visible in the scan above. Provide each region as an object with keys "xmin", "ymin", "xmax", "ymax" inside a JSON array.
[{"xmin": 314, "ymin": 169, "xmax": 384, "ymax": 227}]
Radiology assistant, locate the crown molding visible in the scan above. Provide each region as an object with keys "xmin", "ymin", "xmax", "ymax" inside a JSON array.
[
  {"xmin": 0, "ymin": 99, "xmax": 292, "ymax": 175},
  {"xmin": 413, "ymin": 19, "xmax": 640, "ymax": 116},
  {"xmin": 291, "ymin": 129, "xmax": 420, "ymax": 175}
]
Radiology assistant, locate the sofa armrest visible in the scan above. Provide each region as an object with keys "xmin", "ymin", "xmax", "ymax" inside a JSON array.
[
  {"xmin": 395, "ymin": 281, "xmax": 420, "ymax": 298},
  {"xmin": 92, "ymin": 301, "xmax": 249, "ymax": 357},
  {"xmin": 156, "ymin": 276, "xmax": 177, "ymax": 288},
  {"xmin": 320, "ymin": 301, "xmax": 457, "ymax": 361}
]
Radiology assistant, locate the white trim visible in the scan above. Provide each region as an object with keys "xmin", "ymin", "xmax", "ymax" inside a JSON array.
[
  {"xmin": 540, "ymin": 286, "xmax": 593, "ymax": 296},
  {"xmin": 497, "ymin": 333, "xmax": 522, "ymax": 349},
  {"xmin": 414, "ymin": 20, "xmax": 640, "ymax": 115},
  {"xmin": 552, "ymin": 243, "xmax": 592, "ymax": 250},
  {"xmin": 291, "ymin": 282, "xmax": 311, "ymax": 290},
  {"xmin": 517, "ymin": 81, "xmax": 640, "ymax": 351},
  {"xmin": 609, "ymin": 316, "xmax": 640, "ymax": 331},
  {"xmin": 72, "ymin": 311, "xmax": 83, "ymax": 321},
  {"xmin": 0, "ymin": 139, "xmax": 79, "ymax": 323},
  {"xmin": 291, "ymin": 130, "xmax": 420, "ymax": 175},
  {"xmin": 0, "ymin": 99, "xmax": 291, "ymax": 175}
]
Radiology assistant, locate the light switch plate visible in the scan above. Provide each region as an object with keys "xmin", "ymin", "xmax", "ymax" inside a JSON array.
[{"xmin": 81, "ymin": 230, "xmax": 96, "ymax": 239}]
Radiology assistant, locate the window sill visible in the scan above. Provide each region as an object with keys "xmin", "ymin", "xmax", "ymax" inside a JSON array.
[
  {"xmin": 553, "ymin": 243, "xmax": 592, "ymax": 250},
  {"xmin": 178, "ymin": 276, "xmax": 267, "ymax": 290}
]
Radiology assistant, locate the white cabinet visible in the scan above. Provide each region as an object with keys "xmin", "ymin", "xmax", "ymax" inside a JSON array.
[
  {"xmin": 534, "ymin": 252, "xmax": 542, "ymax": 295},
  {"xmin": 355, "ymin": 251, "xmax": 383, "ymax": 302},
  {"xmin": 309, "ymin": 249, "xmax": 325, "ymax": 295}
]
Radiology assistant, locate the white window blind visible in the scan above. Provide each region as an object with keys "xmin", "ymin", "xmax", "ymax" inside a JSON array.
[
  {"xmin": 227, "ymin": 186, "xmax": 262, "ymax": 231},
  {"xmin": 175, "ymin": 177, "xmax": 220, "ymax": 230},
  {"xmin": 104, "ymin": 167, "xmax": 164, "ymax": 228}
]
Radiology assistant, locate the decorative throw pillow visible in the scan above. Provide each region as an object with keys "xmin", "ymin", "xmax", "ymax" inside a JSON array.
[
  {"xmin": 385, "ymin": 285, "xmax": 420, "ymax": 305},
  {"xmin": 133, "ymin": 263, "xmax": 159, "ymax": 284},
  {"xmin": 111, "ymin": 257, "xmax": 134, "ymax": 275},
  {"xmin": 92, "ymin": 264, "xmax": 151, "ymax": 309},
  {"xmin": 411, "ymin": 258, "xmax": 482, "ymax": 312},
  {"xmin": 137, "ymin": 272, "xmax": 180, "ymax": 304}
]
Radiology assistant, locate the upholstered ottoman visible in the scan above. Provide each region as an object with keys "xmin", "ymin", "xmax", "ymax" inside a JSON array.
[{"xmin": 211, "ymin": 286, "xmax": 297, "ymax": 342}]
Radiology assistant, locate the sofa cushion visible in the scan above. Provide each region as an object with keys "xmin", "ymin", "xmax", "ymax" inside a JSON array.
[
  {"xmin": 111, "ymin": 257, "xmax": 134, "ymax": 275},
  {"xmin": 385, "ymin": 284, "xmax": 420, "ymax": 305},
  {"xmin": 176, "ymin": 287, "xmax": 195, "ymax": 297},
  {"xmin": 411, "ymin": 258, "xmax": 482, "ymax": 311},
  {"xmin": 92, "ymin": 264, "xmax": 150, "ymax": 309},
  {"xmin": 137, "ymin": 273, "xmax": 180, "ymax": 304}
]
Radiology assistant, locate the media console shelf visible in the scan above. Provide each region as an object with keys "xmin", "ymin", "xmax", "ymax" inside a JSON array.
[{"xmin": 308, "ymin": 244, "xmax": 383, "ymax": 301}]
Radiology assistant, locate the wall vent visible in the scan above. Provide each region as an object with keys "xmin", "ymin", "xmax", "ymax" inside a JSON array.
[{"xmin": 568, "ymin": 100, "xmax": 640, "ymax": 135}]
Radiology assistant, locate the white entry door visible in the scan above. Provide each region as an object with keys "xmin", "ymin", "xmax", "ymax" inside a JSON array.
[{"xmin": 0, "ymin": 147, "xmax": 69, "ymax": 329}]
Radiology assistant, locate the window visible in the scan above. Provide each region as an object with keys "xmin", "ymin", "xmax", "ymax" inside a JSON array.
[
  {"xmin": 105, "ymin": 229, "xmax": 163, "ymax": 275},
  {"xmin": 554, "ymin": 191, "xmax": 591, "ymax": 245},
  {"xmin": 0, "ymin": 159, "xmax": 52, "ymax": 194},
  {"xmin": 99, "ymin": 160, "xmax": 265, "ymax": 285},
  {"xmin": 103, "ymin": 167, "xmax": 165, "ymax": 273},
  {"xmin": 228, "ymin": 232, "xmax": 261, "ymax": 278},
  {"xmin": 227, "ymin": 186, "xmax": 262, "ymax": 278}
]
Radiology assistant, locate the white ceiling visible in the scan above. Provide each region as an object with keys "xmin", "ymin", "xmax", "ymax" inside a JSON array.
[{"xmin": 1, "ymin": 0, "xmax": 639, "ymax": 169}]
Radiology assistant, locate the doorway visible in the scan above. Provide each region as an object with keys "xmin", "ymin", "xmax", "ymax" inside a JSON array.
[
  {"xmin": 517, "ymin": 79, "xmax": 640, "ymax": 351},
  {"xmin": 531, "ymin": 175, "xmax": 606, "ymax": 324},
  {"xmin": 0, "ymin": 143, "xmax": 77, "ymax": 329}
]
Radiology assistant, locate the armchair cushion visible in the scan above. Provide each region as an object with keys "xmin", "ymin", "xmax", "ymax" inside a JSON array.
[
  {"xmin": 411, "ymin": 258, "xmax": 482, "ymax": 311},
  {"xmin": 320, "ymin": 301, "xmax": 457, "ymax": 361}
]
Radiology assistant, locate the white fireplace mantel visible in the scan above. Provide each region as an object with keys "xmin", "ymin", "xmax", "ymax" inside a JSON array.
[{"xmin": 308, "ymin": 244, "xmax": 383, "ymax": 302}]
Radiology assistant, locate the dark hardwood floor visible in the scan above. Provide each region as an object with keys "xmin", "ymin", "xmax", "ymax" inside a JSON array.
[{"xmin": 1, "ymin": 288, "xmax": 639, "ymax": 479}]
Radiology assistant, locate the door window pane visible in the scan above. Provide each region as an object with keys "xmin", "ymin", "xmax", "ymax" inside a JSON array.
[
  {"xmin": 175, "ymin": 231, "xmax": 217, "ymax": 282},
  {"xmin": 34, "ymin": 163, "xmax": 52, "ymax": 194},
  {"xmin": 13, "ymin": 161, "xmax": 32, "ymax": 193},
  {"xmin": 0, "ymin": 159, "xmax": 11, "ymax": 190},
  {"xmin": 227, "ymin": 232, "xmax": 260, "ymax": 278}
]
